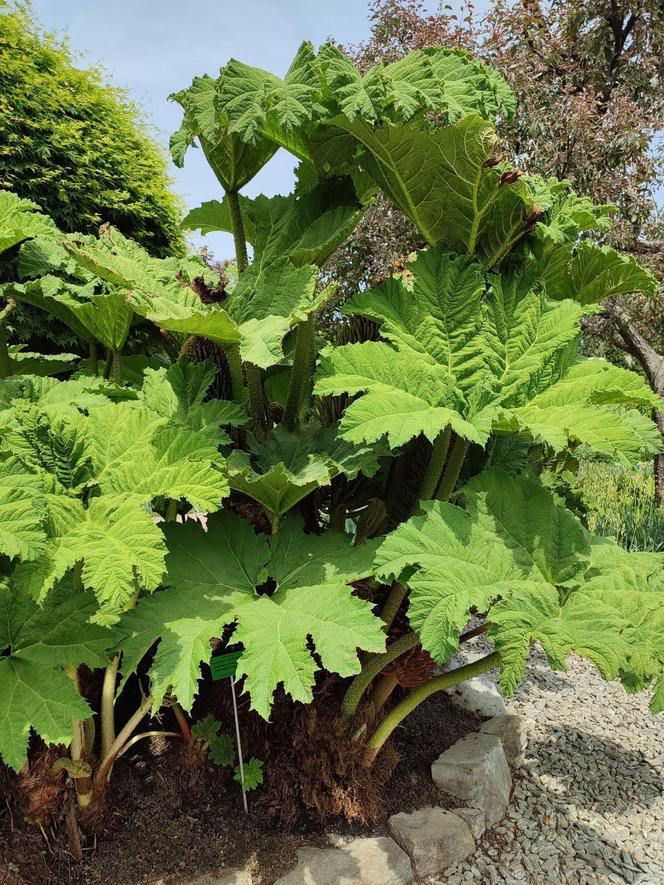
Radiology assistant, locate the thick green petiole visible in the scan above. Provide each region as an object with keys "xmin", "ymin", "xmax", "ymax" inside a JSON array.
[
  {"xmin": 64, "ymin": 665, "xmax": 94, "ymax": 807},
  {"xmin": 436, "ymin": 436, "xmax": 470, "ymax": 502},
  {"xmin": 226, "ymin": 189, "xmax": 249, "ymax": 274},
  {"xmin": 95, "ymin": 694, "xmax": 153, "ymax": 789},
  {"xmin": 0, "ymin": 298, "xmax": 15, "ymax": 379},
  {"xmin": 223, "ymin": 343, "xmax": 245, "ymax": 405},
  {"xmin": 417, "ymin": 426, "xmax": 452, "ymax": 503},
  {"xmin": 342, "ymin": 631, "xmax": 419, "ymax": 718},
  {"xmin": 0, "ymin": 325, "xmax": 11, "ymax": 379},
  {"xmin": 100, "ymin": 655, "xmax": 120, "ymax": 758},
  {"xmin": 89, "ymin": 341, "xmax": 99, "ymax": 376},
  {"xmin": 246, "ymin": 363, "xmax": 268, "ymax": 434},
  {"xmin": 111, "ymin": 350, "xmax": 122, "ymax": 383},
  {"xmin": 364, "ymin": 651, "xmax": 500, "ymax": 766},
  {"xmin": 379, "ymin": 581, "xmax": 409, "ymax": 632},
  {"xmin": 283, "ymin": 318, "xmax": 315, "ymax": 430}
]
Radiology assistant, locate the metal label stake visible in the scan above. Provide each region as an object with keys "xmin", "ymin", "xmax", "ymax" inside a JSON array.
[
  {"xmin": 211, "ymin": 650, "xmax": 248, "ymax": 814},
  {"xmin": 230, "ymin": 675, "xmax": 248, "ymax": 814}
]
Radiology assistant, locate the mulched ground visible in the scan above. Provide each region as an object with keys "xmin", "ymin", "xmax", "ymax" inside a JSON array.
[{"xmin": 0, "ymin": 691, "xmax": 480, "ymax": 885}]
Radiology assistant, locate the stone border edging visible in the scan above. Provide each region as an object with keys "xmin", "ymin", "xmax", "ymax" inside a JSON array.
[
  {"xmin": 183, "ymin": 675, "xmax": 527, "ymax": 885},
  {"xmin": 268, "ymin": 710, "xmax": 527, "ymax": 884}
]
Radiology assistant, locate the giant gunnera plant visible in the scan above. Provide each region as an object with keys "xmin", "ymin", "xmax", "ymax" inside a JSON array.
[{"xmin": 0, "ymin": 43, "xmax": 662, "ymax": 836}]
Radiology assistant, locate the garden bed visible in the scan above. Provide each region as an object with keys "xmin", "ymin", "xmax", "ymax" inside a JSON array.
[{"xmin": 1, "ymin": 691, "xmax": 480, "ymax": 885}]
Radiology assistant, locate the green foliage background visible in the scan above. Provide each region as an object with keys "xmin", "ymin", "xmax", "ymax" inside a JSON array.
[
  {"xmin": 0, "ymin": 1, "xmax": 184, "ymax": 347},
  {"xmin": 0, "ymin": 2, "xmax": 183, "ymax": 253},
  {"xmin": 581, "ymin": 462, "xmax": 664, "ymax": 553}
]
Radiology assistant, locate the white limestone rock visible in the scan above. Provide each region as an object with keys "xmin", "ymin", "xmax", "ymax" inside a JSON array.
[
  {"xmin": 431, "ymin": 732, "xmax": 512, "ymax": 827},
  {"xmin": 451, "ymin": 805, "xmax": 487, "ymax": 840},
  {"xmin": 480, "ymin": 714, "xmax": 527, "ymax": 765},
  {"xmin": 273, "ymin": 837, "xmax": 413, "ymax": 885},
  {"xmin": 388, "ymin": 806, "xmax": 475, "ymax": 878}
]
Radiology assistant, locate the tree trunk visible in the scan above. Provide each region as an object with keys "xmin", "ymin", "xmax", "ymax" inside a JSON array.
[
  {"xmin": 605, "ymin": 302, "xmax": 664, "ymax": 502},
  {"xmin": 653, "ymin": 410, "xmax": 664, "ymax": 505}
]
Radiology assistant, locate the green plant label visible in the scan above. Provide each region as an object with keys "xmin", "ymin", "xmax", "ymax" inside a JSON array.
[{"xmin": 210, "ymin": 650, "xmax": 243, "ymax": 681}]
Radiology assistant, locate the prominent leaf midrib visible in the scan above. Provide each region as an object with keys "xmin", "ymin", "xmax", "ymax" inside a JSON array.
[
  {"xmin": 483, "ymin": 208, "xmax": 529, "ymax": 269},
  {"xmin": 349, "ymin": 122, "xmax": 438, "ymax": 244},
  {"xmin": 466, "ymin": 128, "xmax": 488, "ymax": 253},
  {"xmin": 493, "ymin": 301, "xmax": 574, "ymax": 397}
]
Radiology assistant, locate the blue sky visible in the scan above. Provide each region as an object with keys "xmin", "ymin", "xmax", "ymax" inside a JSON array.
[{"xmin": 31, "ymin": 0, "xmax": 442, "ymax": 257}]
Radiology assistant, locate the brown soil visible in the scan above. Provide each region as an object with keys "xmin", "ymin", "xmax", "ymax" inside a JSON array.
[{"xmin": 0, "ymin": 692, "xmax": 480, "ymax": 885}]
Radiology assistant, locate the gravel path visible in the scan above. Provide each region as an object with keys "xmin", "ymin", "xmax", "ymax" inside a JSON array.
[{"xmin": 442, "ymin": 646, "xmax": 664, "ymax": 885}]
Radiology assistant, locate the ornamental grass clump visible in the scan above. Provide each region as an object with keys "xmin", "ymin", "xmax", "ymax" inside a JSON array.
[{"xmin": 0, "ymin": 41, "xmax": 662, "ymax": 835}]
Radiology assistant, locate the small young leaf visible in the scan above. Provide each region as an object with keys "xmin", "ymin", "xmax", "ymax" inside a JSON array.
[
  {"xmin": 191, "ymin": 714, "xmax": 220, "ymax": 744},
  {"xmin": 209, "ymin": 733, "xmax": 236, "ymax": 767},
  {"xmin": 234, "ymin": 757, "xmax": 264, "ymax": 791}
]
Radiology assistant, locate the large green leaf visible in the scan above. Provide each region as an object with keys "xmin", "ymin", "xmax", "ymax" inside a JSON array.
[
  {"xmin": 3, "ymin": 405, "xmax": 91, "ymax": 492},
  {"xmin": 233, "ymin": 578, "xmax": 383, "ymax": 718},
  {"xmin": 345, "ymin": 249, "xmax": 488, "ymax": 394},
  {"xmin": 227, "ymin": 422, "xmax": 381, "ymax": 519},
  {"xmin": 245, "ymin": 185, "xmax": 362, "ymax": 268},
  {"xmin": 87, "ymin": 401, "xmax": 230, "ymax": 512},
  {"xmin": 0, "ymin": 376, "xmax": 110, "ymax": 420},
  {"xmin": 229, "ymin": 259, "xmax": 320, "ymax": 368},
  {"xmin": 140, "ymin": 359, "xmax": 247, "ymax": 447},
  {"xmin": 11, "ymin": 232, "xmax": 135, "ymax": 350},
  {"xmin": 62, "ymin": 226, "xmax": 242, "ymax": 347},
  {"xmin": 543, "ymin": 241, "xmax": 658, "ymax": 305},
  {"xmin": 316, "ymin": 44, "xmax": 515, "ymax": 125},
  {"xmin": 315, "ymin": 341, "xmax": 494, "ymax": 449},
  {"xmin": 462, "ymin": 470, "xmax": 591, "ymax": 586},
  {"xmin": 6, "ymin": 347, "xmax": 78, "ymax": 377},
  {"xmin": 8, "ymin": 277, "xmax": 96, "ymax": 344},
  {"xmin": 319, "ymin": 246, "xmax": 659, "ymax": 463},
  {"xmin": 0, "ymin": 583, "xmax": 119, "ymax": 770},
  {"xmin": 216, "ymin": 42, "xmax": 323, "ymax": 160},
  {"xmin": 524, "ymin": 358, "xmax": 661, "ymax": 410},
  {"xmin": 337, "ymin": 115, "xmax": 538, "ymax": 263},
  {"xmin": 119, "ymin": 512, "xmax": 384, "ymax": 716},
  {"xmin": 170, "ymin": 74, "xmax": 276, "ymax": 191},
  {"xmin": 14, "ymin": 274, "xmax": 133, "ymax": 352},
  {"xmin": 0, "ymin": 457, "xmax": 46, "ymax": 562},
  {"xmin": 374, "ymin": 470, "xmax": 586, "ymax": 662},
  {"xmin": 118, "ymin": 582, "xmax": 240, "ymax": 715},
  {"xmin": 233, "ymin": 521, "xmax": 383, "ymax": 718},
  {"xmin": 11, "ymin": 495, "xmax": 85, "ymax": 602},
  {"xmin": 77, "ymin": 496, "xmax": 166, "ymax": 624},
  {"xmin": 53, "ymin": 287, "xmax": 133, "ymax": 352},
  {"xmin": 0, "ymin": 191, "xmax": 57, "ymax": 256},
  {"xmin": 480, "ymin": 268, "xmax": 584, "ymax": 407},
  {"xmin": 583, "ymin": 539, "xmax": 664, "ymax": 594},
  {"xmin": 531, "ymin": 183, "xmax": 614, "ymax": 249},
  {"xmin": 62, "ymin": 223, "xmax": 329, "ymax": 365},
  {"xmin": 0, "ymin": 373, "xmax": 235, "ymax": 615},
  {"xmin": 183, "ymin": 183, "xmax": 362, "ymax": 269},
  {"xmin": 376, "ymin": 469, "xmax": 663, "ymax": 713},
  {"xmin": 490, "ymin": 539, "xmax": 664, "ymax": 711},
  {"xmin": 214, "ymin": 42, "xmax": 514, "ymax": 165}
]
